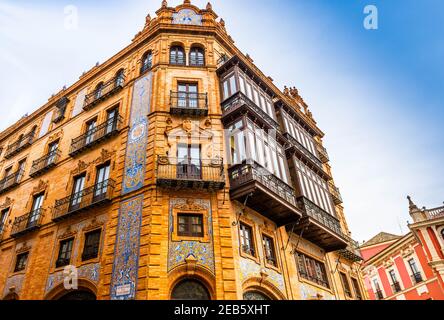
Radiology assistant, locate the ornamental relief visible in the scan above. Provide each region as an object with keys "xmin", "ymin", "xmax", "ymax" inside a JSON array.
[
  {"xmin": 0, "ymin": 197, "xmax": 13, "ymax": 210},
  {"xmin": 48, "ymin": 129, "xmax": 63, "ymax": 144}
]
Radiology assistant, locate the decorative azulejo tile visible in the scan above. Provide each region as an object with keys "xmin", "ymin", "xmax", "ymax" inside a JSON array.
[
  {"xmin": 168, "ymin": 198, "xmax": 215, "ymax": 274},
  {"xmin": 110, "ymin": 196, "xmax": 143, "ymax": 300},
  {"xmin": 122, "ymin": 73, "xmax": 152, "ymax": 195},
  {"xmin": 45, "ymin": 263, "xmax": 100, "ymax": 294},
  {"xmin": 239, "ymin": 257, "xmax": 286, "ymax": 293}
]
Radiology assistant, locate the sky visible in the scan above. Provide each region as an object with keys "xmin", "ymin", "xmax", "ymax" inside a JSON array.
[{"xmin": 0, "ymin": 0, "xmax": 443, "ymax": 243}]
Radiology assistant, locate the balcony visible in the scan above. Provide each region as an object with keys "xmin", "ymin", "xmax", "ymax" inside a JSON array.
[
  {"xmin": 291, "ymin": 197, "xmax": 348, "ymax": 251},
  {"xmin": 221, "ymin": 92, "xmax": 280, "ymax": 132},
  {"xmin": 0, "ymin": 170, "xmax": 23, "ymax": 195},
  {"xmin": 375, "ymin": 289, "xmax": 384, "ymax": 300},
  {"xmin": 69, "ymin": 115, "xmax": 122, "ymax": 157},
  {"xmin": 329, "ymin": 181, "xmax": 343, "ymax": 205},
  {"xmin": 83, "ymin": 74, "xmax": 125, "ymax": 111},
  {"xmin": 228, "ymin": 162, "xmax": 302, "ymax": 226},
  {"xmin": 316, "ymin": 143, "xmax": 329, "ymax": 163},
  {"xmin": 170, "ymin": 91, "xmax": 208, "ymax": 116},
  {"xmin": 156, "ymin": 157, "xmax": 225, "ymax": 191},
  {"xmin": 391, "ymin": 282, "xmax": 402, "ymax": 293},
  {"xmin": 337, "ymin": 235, "xmax": 363, "ymax": 262},
  {"xmin": 52, "ymin": 179, "xmax": 115, "ymax": 222},
  {"xmin": 4, "ymin": 132, "xmax": 35, "ymax": 159},
  {"xmin": 411, "ymin": 272, "xmax": 423, "ymax": 285},
  {"xmin": 11, "ymin": 208, "xmax": 44, "ymax": 238},
  {"xmin": 29, "ymin": 150, "xmax": 61, "ymax": 178},
  {"xmin": 284, "ymin": 133, "xmax": 323, "ymax": 170}
]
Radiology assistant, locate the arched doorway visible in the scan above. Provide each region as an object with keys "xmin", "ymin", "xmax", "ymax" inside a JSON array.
[
  {"xmin": 58, "ymin": 289, "xmax": 96, "ymax": 301},
  {"xmin": 243, "ymin": 291, "xmax": 271, "ymax": 300},
  {"xmin": 171, "ymin": 279, "xmax": 211, "ymax": 300},
  {"xmin": 3, "ymin": 293, "xmax": 19, "ymax": 300}
]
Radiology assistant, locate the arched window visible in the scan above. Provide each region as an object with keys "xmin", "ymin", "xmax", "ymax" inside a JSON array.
[
  {"xmin": 171, "ymin": 279, "xmax": 210, "ymax": 300},
  {"xmin": 189, "ymin": 46, "xmax": 205, "ymax": 66},
  {"xmin": 95, "ymin": 82, "xmax": 104, "ymax": 100},
  {"xmin": 141, "ymin": 51, "xmax": 152, "ymax": 74},
  {"xmin": 170, "ymin": 46, "xmax": 185, "ymax": 65},
  {"xmin": 115, "ymin": 69, "xmax": 125, "ymax": 87},
  {"xmin": 58, "ymin": 290, "xmax": 96, "ymax": 301},
  {"xmin": 243, "ymin": 291, "xmax": 271, "ymax": 301}
]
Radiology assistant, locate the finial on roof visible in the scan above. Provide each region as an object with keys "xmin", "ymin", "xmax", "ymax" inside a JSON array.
[
  {"xmin": 407, "ymin": 196, "xmax": 419, "ymax": 212},
  {"xmin": 162, "ymin": 0, "xmax": 167, "ymax": 9},
  {"xmin": 145, "ymin": 14, "xmax": 151, "ymax": 25},
  {"xmin": 220, "ymin": 18, "xmax": 225, "ymax": 27},
  {"xmin": 184, "ymin": 0, "xmax": 191, "ymax": 4},
  {"xmin": 206, "ymin": 2, "xmax": 212, "ymax": 10}
]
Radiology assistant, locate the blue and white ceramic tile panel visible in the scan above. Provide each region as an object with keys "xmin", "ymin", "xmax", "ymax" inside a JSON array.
[
  {"xmin": 172, "ymin": 9, "xmax": 203, "ymax": 26},
  {"xmin": 2, "ymin": 274, "xmax": 25, "ymax": 297},
  {"xmin": 45, "ymin": 263, "xmax": 100, "ymax": 294},
  {"xmin": 299, "ymin": 283, "xmax": 336, "ymax": 300},
  {"xmin": 122, "ymin": 72, "xmax": 152, "ymax": 195},
  {"xmin": 239, "ymin": 257, "xmax": 286, "ymax": 294},
  {"xmin": 168, "ymin": 199, "xmax": 215, "ymax": 274},
  {"xmin": 110, "ymin": 196, "xmax": 143, "ymax": 300}
]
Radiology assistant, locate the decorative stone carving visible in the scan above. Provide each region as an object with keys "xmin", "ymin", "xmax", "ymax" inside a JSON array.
[
  {"xmin": 32, "ymin": 180, "xmax": 49, "ymax": 195},
  {"xmin": 48, "ymin": 129, "xmax": 63, "ymax": 144},
  {"xmin": 173, "ymin": 199, "xmax": 206, "ymax": 212},
  {"xmin": 71, "ymin": 160, "xmax": 89, "ymax": 175},
  {"xmin": 58, "ymin": 226, "xmax": 77, "ymax": 240},
  {"xmin": 94, "ymin": 148, "xmax": 115, "ymax": 165},
  {"xmin": 0, "ymin": 197, "xmax": 13, "ymax": 210},
  {"xmin": 16, "ymin": 241, "xmax": 31, "ymax": 254}
]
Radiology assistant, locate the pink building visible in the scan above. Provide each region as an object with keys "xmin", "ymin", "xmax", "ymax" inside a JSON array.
[{"xmin": 361, "ymin": 198, "xmax": 444, "ymax": 300}]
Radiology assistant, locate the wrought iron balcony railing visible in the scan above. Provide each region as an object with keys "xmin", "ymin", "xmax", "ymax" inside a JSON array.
[
  {"xmin": 316, "ymin": 142, "xmax": 329, "ymax": 163},
  {"xmin": 411, "ymin": 272, "xmax": 423, "ymax": 284},
  {"xmin": 83, "ymin": 74, "xmax": 125, "ymax": 111},
  {"xmin": 69, "ymin": 116, "xmax": 122, "ymax": 156},
  {"xmin": 11, "ymin": 208, "xmax": 44, "ymax": 238},
  {"xmin": 329, "ymin": 181, "xmax": 343, "ymax": 205},
  {"xmin": 293, "ymin": 197, "xmax": 348, "ymax": 251},
  {"xmin": 156, "ymin": 157, "xmax": 225, "ymax": 190},
  {"xmin": 221, "ymin": 92, "xmax": 281, "ymax": 132},
  {"xmin": 5, "ymin": 132, "xmax": 35, "ymax": 159},
  {"xmin": 53, "ymin": 179, "xmax": 115, "ymax": 222},
  {"xmin": 298, "ymin": 197, "xmax": 345, "ymax": 237},
  {"xmin": 170, "ymin": 91, "xmax": 208, "ymax": 116},
  {"xmin": 229, "ymin": 162, "xmax": 301, "ymax": 226},
  {"xmin": 0, "ymin": 170, "xmax": 24, "ymax": 195},
  {"xmin": 338, "ymin": 235, "xmax": 363, "ymax": 262},
  {"xmin": 391, "ymin": 282, "xmax": 402, "ymax": 293},
  {"xmin": 29, "ymin": 150, "xmax": 61, "ymax": 178}
]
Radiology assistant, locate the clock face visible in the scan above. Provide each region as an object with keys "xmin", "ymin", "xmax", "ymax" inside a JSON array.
[{"xmin": 172, "ymin": 9, "xmax": 202, "ymax": 26}]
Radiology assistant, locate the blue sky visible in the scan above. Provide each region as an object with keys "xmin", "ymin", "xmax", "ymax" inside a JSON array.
[{"xmin": 0, "ymin": 0, "xmax": 443, "ymax": 242}]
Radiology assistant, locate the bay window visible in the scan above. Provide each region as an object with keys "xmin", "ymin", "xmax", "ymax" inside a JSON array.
[
  {"xmin": 226, "ymin": 119, "xmax": 290, "ymax": 185},
  {"xmin": 294, "ymin": 158, "xmax": 335, "ymax": 215},
  {"xmin": 282, "ymin": 110, "xmax": 318, "ymax": 157}
]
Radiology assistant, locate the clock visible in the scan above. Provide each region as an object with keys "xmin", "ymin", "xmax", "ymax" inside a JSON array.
[{"xmin": 172, "ymin": 9, "xmax": 202, "ymax": 26}]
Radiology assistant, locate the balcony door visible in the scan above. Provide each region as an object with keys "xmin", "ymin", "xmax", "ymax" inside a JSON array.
[
  {"xmin": 94, "ymin": 164, "xmax": 110, "ymax": 201},
  {"xmin": 28, "ymin": 194, "xmax": 44, "ymax": 228},
  {"xmin": 70, "ymin": 175, "xmax": 86, "ymax": 211},
  {"xmin": 177, "ymin": 144, "xmax": 201, "ymax": 180},
  {"xmin": 178, "ymin": 83, "xmax": 198, "ymax": 109},
  {"xmin": 105, "ymin": 109, "xmax": 118, "ymax": 135},
  {"xmin": 85, "ymin": 120, "xmax": 97, "ymax": 146},
  {"xmin": 46, "ymin": 141, "xmax": 59, "ymax": 166}
]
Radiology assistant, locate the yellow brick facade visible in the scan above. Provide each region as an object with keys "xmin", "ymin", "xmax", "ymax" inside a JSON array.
[{"xmin": 0, "ymin": 1, "xmax": 366, "ymax": 300}]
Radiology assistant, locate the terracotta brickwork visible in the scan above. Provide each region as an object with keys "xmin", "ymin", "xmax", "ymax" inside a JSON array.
[{"xmin": 0, "ymin": 1, "xmax": 365, "ymax": 300}]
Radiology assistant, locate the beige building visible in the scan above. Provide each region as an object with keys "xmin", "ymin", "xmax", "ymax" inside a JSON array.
[{"xmin": 0, "ymin": 0, "xmax": 365, "ymax": 300}]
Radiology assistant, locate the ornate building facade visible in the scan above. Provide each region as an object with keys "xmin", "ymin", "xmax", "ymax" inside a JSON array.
[
  {"xmin": 0, "ymin": 1, "xmax": 365, "ymax": 300},
  {"xmin": 362, "ymin": 198, "xmax": 444, "ymax": 300}
]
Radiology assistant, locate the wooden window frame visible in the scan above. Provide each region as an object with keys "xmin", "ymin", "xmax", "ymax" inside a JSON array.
[
  {"xmin": 261, "ymin": 231, "xmax": 280, "ymax": 272},
  {"xmin": 238, "ymin": 219, "xmax": 259, "ymax": 263},
  {"xmin": 172, "ymin": 207, "xmax": 209, "ymax": 243},
  {"xmin": 294, "ymin": 250, "xmax": 331, "ymax": 290},
  {"xmin": 56, "ymin": 237, "xmax": 75, "ymax": 269},
  {"xmin": 339, "ymin": 271, "xmax": 352, "ymax": 298},
  {"xmin": 177, "ymin": 213, "xmax": 204, "ymax": 238},
  {"xmin": 81, "ymin": 229, "xmax": 102, "ymax": 262}
]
